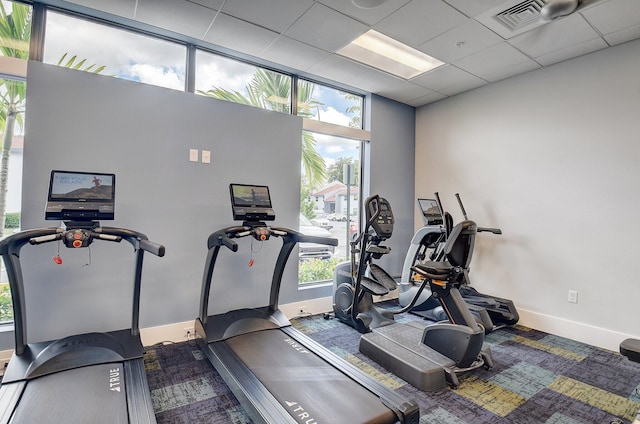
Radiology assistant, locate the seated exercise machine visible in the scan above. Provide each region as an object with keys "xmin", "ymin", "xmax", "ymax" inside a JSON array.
[
  {"xmin": 398, "ymin": 193, "xmax": 518, "ymax": 332},
  {"xmin": 0, "ymin": 170, "xmax": 165, "ymax": 423},
  {"xmin": 332, "ymin": 194, "xmax": 492, "ymax": 391},
  {"xmin": 195, "ymin": 183, "xmax": 419, "ymax": 424},
  {"xmin": 621, "ymin": 339, "xmax": 640, "ymax": 363}
]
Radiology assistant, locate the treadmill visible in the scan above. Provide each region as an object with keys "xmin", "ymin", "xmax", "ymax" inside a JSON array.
[
  {"xmin": 195, "ymin": 183, "xmax": 420, "ymax": 424},
  {"xmin": 0, "ymin": 170, "xmax": 165, "ymax": 423}
]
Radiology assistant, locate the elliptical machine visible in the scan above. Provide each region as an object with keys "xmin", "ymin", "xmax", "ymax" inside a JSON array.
[{"xmin": 331, "ymin": 194, "xmax": 492, "ymax": 390}]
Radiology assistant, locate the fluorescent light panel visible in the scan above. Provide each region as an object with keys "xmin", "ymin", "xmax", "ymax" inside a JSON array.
[{"xmin": 338, "ymin": 30, "xmax": 444, "ymax": 79}]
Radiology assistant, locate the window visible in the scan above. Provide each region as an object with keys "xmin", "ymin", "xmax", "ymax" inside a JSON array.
[
  {"xmin": 297, "ymin": 78, "xmax": 363, "ymax": 129},
  {"xmin": 0, "ymin": 0, "xmax": 31, "ymax": 324},
  {"xmin": 296, "ymin": 79, "xmax": 365, "ymax": 285},
  {"xmin": 43, "ymin": 11, "xmax": 186, "ymax": 90},
  {"xmin": 195, "ymin": 49, "xmax": 291, "ymax": 113}
]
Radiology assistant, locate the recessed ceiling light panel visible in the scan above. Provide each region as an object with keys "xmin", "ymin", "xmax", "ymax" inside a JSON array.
[{"xmin": 338, "ymin": 30, "xmax": 445, "ymax": 79}]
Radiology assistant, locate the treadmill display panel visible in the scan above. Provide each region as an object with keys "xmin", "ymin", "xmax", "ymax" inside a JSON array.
[
  {"xmin": 418, "ymin": 198, "xmax": 443, "ymax": 226},
  {"xmin": 45, "ymin": 170, "xmax": 115, "ymax": 221},
  {"xmin": 229, "ymin": 183, "xmax": 275, "ymax": 222}
]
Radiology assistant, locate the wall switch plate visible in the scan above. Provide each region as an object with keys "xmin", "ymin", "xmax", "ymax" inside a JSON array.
[
  {"xmin": 568, "ymin": 290, "xmax": 578, "ymax": 303},
  {"xmin": 202, "ymin": 150, "xmax": 211, "ymax": 163},
  {"xmin": 189, "ymin": 149, "xmax": 198, "ymax": 162}
]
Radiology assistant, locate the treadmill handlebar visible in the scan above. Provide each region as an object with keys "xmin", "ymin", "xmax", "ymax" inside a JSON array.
[
  {"xmin": 209, "ymin": 225, "xmax": 338, "ymax": 250},
  {"xmin": 1, "ymin": 226, "xmax": 165, "ymax": 257}
]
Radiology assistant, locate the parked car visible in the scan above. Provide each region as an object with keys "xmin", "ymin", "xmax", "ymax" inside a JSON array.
[
  {"xmin": 299, "ymin": 214, "xmax": 335, "ymax": 260},
  {"xmin": 327, "ymin": 213, "xmax": 346, "ymax": 222},
  {"xmin": 311, "ymin": 217, "xmax": 333, "ymax": 230}
]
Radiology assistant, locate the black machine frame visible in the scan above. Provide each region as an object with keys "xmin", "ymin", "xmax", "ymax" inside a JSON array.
[
  {"xmin": 196, "ymin": 186, "xmax": 419, "ymax": 423},
  {"xmin": 0, "ymin": 225, "xmax": 164, "ymax": 423}
]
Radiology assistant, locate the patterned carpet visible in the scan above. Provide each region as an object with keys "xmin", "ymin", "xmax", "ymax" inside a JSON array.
[{"xmin": 145, "ymin": 312, "xmax": 640, "ymax": 424}]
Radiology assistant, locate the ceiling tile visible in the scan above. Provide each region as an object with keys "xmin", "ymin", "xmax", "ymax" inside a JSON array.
[
  {"xmin": 453, "ymin": 42, "xmax": 539, "ymax": 81},
  {"xmin": 580, "ymin": 0, "xmax": 640, "ymax": 36},
  {"xmin": 534, "ymin": 37, "xmax": 608, "ymax": 66},
  {"xmin": 411, "ymin": 64, "xmax": 487, "ymax": 94},
  {"xmin": 317, "ymin": 0, "xmax": 411, "ymax": 25},
  {"xmin": 204, "ymin": 13, "xmax": 280, "ymax": 56},
  {"xmin": 284, "ymin": 3, "xmax": 369, "ymax": 52},
  {"xmin": 64, "ymin": 0, "xmax": 137, "ymax": 19},
  {"xmin": 309, "ymin": 54, "xmax": 403, "ymax": 93},
  {"xmin": 604, "ymin": 24, "xmax": 640, "ymax": 45},
  {"xmin": 260, "ymin": 36, "xmax": 330, "ymax": 72},
  {"xmin": 443, "ymin": 0, "xmax": 511, "ymax": 18},
  {"xmin": 418, "ymin": 19, "xmax": 503, "ymax": 63},
  {"xmin": 406, "ymin": 91, "xmax": 448, "ymax": 107},
  {"xmin": 186, "ymin": 0, "xmax": 226, "ymax": 9},
  {"xmin": 508, "ymin": 14, "xmax": 601, "ymax": 58},
  {"xmin": 136, "ymin": 0, "xmax": 218, "ymax": 39},
  {"xmin": 220, "ymin": 0, "xmax": 314, "ymax": 33},
  {"xmin": 374, "ymin": 0, "xmax": 468, "ymax": 46},
  {"xmin": 375, "ymin": 80, "xmax": 440, "ymax": 104}
]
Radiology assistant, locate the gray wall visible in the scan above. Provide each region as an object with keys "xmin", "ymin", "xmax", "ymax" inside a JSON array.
[
  {"xmin": 369, "ymin": 95, "xmax": 416, "ymax": 277},
  {"xmin": 18, "ymin": 62, "xmax": 303, "ymax": 343},
  {"xmin": 415, "ymin": 39, "xmax": 640, "ymax": 341}
]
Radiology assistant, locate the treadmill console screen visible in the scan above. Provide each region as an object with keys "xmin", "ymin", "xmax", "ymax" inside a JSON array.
[
  {"xmin": 230, "ymin": 183, "xmax": 276, "ymax": 222},
  {"xmin": 45, "ymin": 170, "xmax": 115, "ymax": 221},
  {"xmin": 417, "ymin": 198, "xmax": 443, "ymax": 226}
]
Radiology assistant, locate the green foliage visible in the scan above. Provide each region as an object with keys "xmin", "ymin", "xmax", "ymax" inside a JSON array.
[
  {"xmin": 298, "ymin": 257, "xmax": 343, "ymax": 283},
  {"xmin": 0, "ymin": 285, "xmax": 13, "ymax": 323},
  {"xmin": 56, "ymin": 53, "xmax": 106, "ymax": 74},
  {"xmin": 5, "ymin": 212, "xmax": 19, "ymax": 228},
  {"xmin": 300, "ymin": 186, "xmax": 315, "ymax": 220},
  {"xmin": 327, "ymin": 157, "xmax": 359, "ymax": 184}
]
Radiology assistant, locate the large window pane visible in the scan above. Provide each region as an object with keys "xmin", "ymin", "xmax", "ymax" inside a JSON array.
[
  {"xmin": 195, "ymin": 50, "xmax": 291, "ymax": 113},
  {"xmin": 297, "ymin": 79, "xmax": 363, "ymax": 129},
  {"xmin": 44, "ymin": 11, "xmax": 186, "ymax": 90},
  {"xmin": 0, "ymin": 1, "xmax": 30, "ymax": 324},
  {"xmin": 299, "ymin": 132, "xmax": 361, "ymax": 285}
]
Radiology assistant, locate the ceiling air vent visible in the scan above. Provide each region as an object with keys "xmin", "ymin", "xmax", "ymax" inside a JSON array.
[
  {"xmin": 494, "ymin": 0, "xmax": 545, "ymax": 31},
  {"xmin": 476, "ymin": 0, "xmax": 549, "ymax": 38}
]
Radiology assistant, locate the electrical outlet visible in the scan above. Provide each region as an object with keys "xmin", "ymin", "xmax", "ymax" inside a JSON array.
[
  {"xmin": 568, "ymin": 290, "xmax": 578, "ymax": 304},
  {"xmin": 183, "ymin": 327, "xmax": 195, "ymax": 339}
]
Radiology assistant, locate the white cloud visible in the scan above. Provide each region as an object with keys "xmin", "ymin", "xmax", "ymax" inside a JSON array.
[{"xmin": 129, "ymin": 64, "xmax": 184, "ymax": 90}]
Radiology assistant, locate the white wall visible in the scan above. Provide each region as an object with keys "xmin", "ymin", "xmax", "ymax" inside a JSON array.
[{"xmin": 415, "ymin": 39, "xmax": 640, "ymax": 350}]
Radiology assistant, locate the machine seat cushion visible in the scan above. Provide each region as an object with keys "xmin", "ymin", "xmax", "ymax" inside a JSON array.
[{"xmin": 412, "ymin": 261, "xmax": 452, "ymax": 280}]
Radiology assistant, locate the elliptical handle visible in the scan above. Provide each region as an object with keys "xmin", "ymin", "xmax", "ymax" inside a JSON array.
[
  {"xmin": 455, "ymin": 193, "xmax": 468, "ymax": 220},
  {"xmin": 478, "ymin": 227, "xmax": 502, "ymax": 235}
]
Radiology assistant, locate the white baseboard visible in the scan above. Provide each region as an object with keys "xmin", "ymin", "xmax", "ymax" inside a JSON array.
[
  {"xmin": 140, "ymin": 320, "xmax": 196, "ymax": 347},
  {"xmin": 518, "ymin": 308, "xmax": 634, "ymax": 352}
]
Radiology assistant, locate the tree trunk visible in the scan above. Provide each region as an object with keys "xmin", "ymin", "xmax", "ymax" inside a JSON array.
[{"xmin": 0, "ymin": 104, "xmax": 16, "ymax": 237}]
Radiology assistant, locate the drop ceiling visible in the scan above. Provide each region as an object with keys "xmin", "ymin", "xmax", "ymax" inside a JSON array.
[{"xmin": 50, "ymin": 0, "xmax": 640, "ymax": 107}]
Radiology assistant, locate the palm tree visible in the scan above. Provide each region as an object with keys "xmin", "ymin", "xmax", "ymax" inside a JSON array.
[
  {"xmin": 0, "ymin": 2, "xmax": 30, "ymax": 236},
  {"xmin": 199, "ymin": 69, "xmax": 327, "ymax": 189},
  {"xmin": 0, "ymin": 3, "xmax": 107, "ymax": 236}
]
